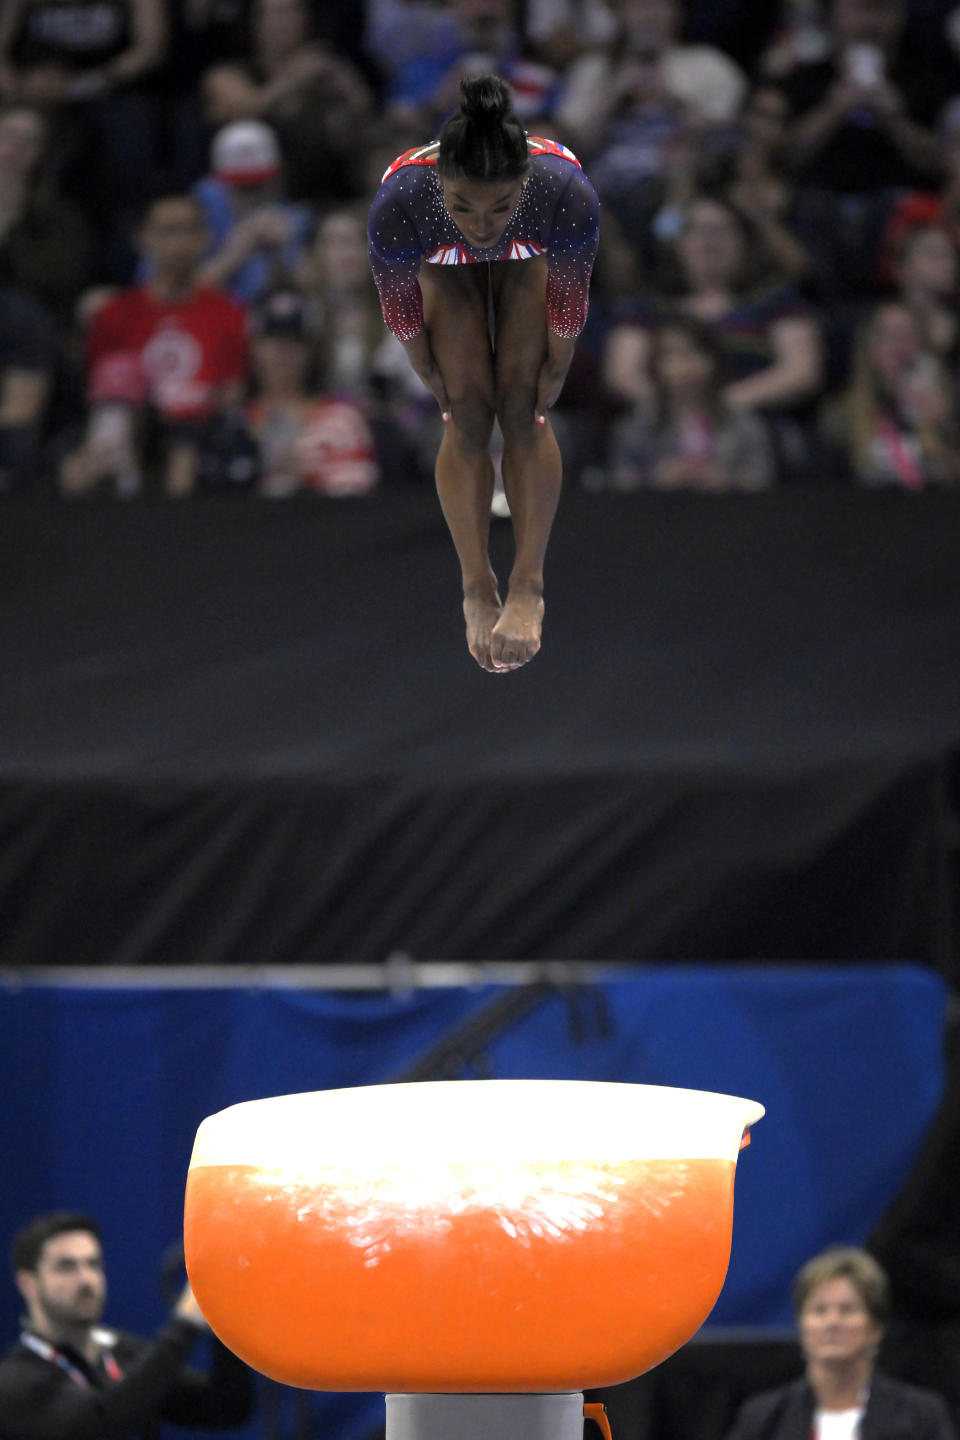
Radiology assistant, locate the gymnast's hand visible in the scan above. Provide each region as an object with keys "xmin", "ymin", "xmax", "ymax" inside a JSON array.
[
  {"xmin": 401, "ymin": 332, "xmax": 450, "ymax": 419},
  {"xmin": 424, "ymin": 366, "xmax": 451, "ymax": 422},
  {"xmin": 536, "ymin": 335, "xmax": 576, "ymax": 423},
  {"xmin": 535, "ymin": 359, "xmax": 567, "ymax": 425}
]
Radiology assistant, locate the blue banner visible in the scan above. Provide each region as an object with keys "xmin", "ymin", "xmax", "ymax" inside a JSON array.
[{"xmin": 1, "ymin": 964, "xmax": 948, "ymax": 1440}]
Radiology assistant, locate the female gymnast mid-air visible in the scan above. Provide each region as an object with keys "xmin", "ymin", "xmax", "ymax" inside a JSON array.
[{"xmin": 368, "ymin": 75, "xmax": 600, "ymax": 672}]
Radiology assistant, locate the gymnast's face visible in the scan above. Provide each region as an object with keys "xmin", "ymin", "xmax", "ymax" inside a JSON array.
[{"xmin": 440, "ymin": 175, "xmax": 526, "ymax": 250}]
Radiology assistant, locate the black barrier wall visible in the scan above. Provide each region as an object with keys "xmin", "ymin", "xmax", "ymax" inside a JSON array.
[{"xmin": 1, "ymin": 490, "xmax": 960, "ymax": 966}]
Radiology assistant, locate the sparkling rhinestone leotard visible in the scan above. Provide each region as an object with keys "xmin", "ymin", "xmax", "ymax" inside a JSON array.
[{"xmin": 368, "ymin": 137, "xmax": 600, "ymax": 343}]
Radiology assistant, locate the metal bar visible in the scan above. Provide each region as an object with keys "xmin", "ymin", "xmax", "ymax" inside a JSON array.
[{"xmin": 0, "ymin": 959, "xmax": 638, "ymax": 992}]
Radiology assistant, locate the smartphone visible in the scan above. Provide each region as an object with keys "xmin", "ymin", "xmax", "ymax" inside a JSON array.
[{"xmin": 845, "ymin": 42, "xmax": 884, "ymax": 87}]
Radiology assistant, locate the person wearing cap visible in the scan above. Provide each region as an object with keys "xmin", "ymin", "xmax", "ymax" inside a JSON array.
[
  {"xmin": 202, "ymin": 0, "xmax": 374, "ymax": 205},
  {"xmin": 246, "ymin": 285, "xmax": 380, "ymax": 496},
  {"xmin": 876, "ymin": 98, "xmax": 960, "ymax": 289},
  {"xmin": 192, "ymin": 119, "xmax": 312, "ymax": 307}
]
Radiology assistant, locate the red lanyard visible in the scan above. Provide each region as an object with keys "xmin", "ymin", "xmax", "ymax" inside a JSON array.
[
  {"xmin": 877, "ymin": 416, "xmax": 925, "ymax": 490},
  {"xmin": 20, "ymin": 1332, "xmax": 123, "ymax": 1387}
]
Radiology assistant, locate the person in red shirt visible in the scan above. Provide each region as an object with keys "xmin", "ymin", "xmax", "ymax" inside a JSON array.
[{"xmin": 61, "ymin": 193, "xmax": 249, "ymax": 496}]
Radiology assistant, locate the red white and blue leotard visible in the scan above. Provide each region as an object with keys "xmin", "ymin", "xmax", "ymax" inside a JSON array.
[{"xmin": 368, "ymin": 136, "xmax": 600, "ymax": 343}]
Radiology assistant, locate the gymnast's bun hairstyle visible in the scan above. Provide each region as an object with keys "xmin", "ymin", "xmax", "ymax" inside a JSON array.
[{"xmin": 437, "ymin": 75, "xmax": 531, "ymax": 182}]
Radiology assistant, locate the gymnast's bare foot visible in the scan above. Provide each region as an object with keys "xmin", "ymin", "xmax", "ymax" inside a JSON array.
[
  {"xmin": 463, "ymin": 585, "xmax": 503, "ymax": 672},
  {"xmin": 490, "ymin": 586, "xmax": 544, "ymax": 672}
]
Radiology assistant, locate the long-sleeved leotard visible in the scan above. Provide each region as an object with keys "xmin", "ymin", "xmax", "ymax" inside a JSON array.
[{"xmin": 368, "ymin": 136, "xmax": 600, "ymax": 344}]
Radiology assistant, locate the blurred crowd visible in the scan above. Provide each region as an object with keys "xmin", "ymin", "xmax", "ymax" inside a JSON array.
[{"xmin": 5, "ymin": 0, "xmax": 960, "ymax": 495}]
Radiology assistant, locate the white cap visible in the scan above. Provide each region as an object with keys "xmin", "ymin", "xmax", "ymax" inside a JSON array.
[{"xmin": 211, "ymin": 119, "xmax": 281, "ymax": 186}]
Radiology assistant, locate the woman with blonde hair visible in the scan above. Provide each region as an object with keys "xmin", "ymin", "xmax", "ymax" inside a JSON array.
[{"xmin": 819, "ymin": 300, "xmax": 960, "ymax": 488}]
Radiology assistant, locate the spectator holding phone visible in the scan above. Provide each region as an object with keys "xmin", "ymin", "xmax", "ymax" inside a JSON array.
[
  {"xmin": 783, "ymin": 0, "xmax": 953, "ymax": 193},
  {"xmin": 780, "ymin": 0, "xmax": 960, "ymax": 297}
]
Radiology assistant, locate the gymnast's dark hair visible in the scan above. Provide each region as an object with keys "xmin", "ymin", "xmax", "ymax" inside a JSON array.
[{"xmin": 437, "ymin": 75, "xmax": 531, "ymax": 182}]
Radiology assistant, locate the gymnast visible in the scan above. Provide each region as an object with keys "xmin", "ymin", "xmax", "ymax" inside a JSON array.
[{"xmin": 368, "ymin": 75, "xmax": 600, "ymax": 672}]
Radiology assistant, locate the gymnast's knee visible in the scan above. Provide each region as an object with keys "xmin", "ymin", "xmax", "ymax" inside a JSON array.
[
  {"xmin": 447, "ymin": 394, "xmax": 496, "ymax": 450},
  {"xmin": 495, "ymin": 383, "xmax": 539, "ymax": 438}
]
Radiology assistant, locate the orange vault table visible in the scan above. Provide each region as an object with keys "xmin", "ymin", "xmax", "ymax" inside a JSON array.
[{"xmin": 183, "ymin": 1078, "xmax": 763, "ymax": 1407}]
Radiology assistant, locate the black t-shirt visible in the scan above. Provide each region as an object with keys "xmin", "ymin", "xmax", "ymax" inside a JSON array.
[
  {"xmin": 0, "ymin": 284, "xmax": 58, "ymax": 374},
  {"xmin": 0, "ymin": 1319, "xmax": 254, "ymax": 1440},
  {"xmin": 10, "ymin": 0, "xmax": 130, "ymax": 71},
  {"xmin": 782, "ymin": 42, "xmax": 960, "ymax": 193}
]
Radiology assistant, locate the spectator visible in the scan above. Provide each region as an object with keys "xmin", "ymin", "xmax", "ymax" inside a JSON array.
[
  {"xmin": 818, "ymin": 299, "xmax": 960, "ymax": 488},
  {"xmin": 0, "ymin": 279, "xmax": 58, "ymax": 493},
  {"xmin": 193, "ymin": 119, "xmax": 312, "ymax": 306},
  {"xmin": 784, "ymin": 0, "xmax": 953, "ymax": 191},
  {"xmin": 297, "ymin": 202, "xmax": 433, "ymax": 482},
  {"xmin": 361, "ymin": 114, "xmax": 434, "ymax": 201},
  {"xmin": 758, "ymin": 0, "xmax": 833, "ymax": 79},
  {"xmin": 381, "ymin": 0, "xmax": 558, "ymax": 137},
  {"xmin": 725, "ymin": 1247, "xmax": 958, "ymax": 1440},
  {"xmin": 60, "ymin": 192, "xmax": 249, "ymax": 497},
  {"xmin": 364, "ymin": 0, "xmax": 468, "ymax": 88},
  {"xmin": 719, "ymin": 83, "xmax": 811, "ymax": 287},
  {"xmin": 0, "ymin": 0, "xmax": 166, "ymax": 102},
  {"xmin": 0, "ymin": 101, "xmax": 95, "ymax": 332},
  {"xmin": 0, "ymin": 0, "xmax": 169, "ymax": 253},
  {"xmin": 555, "ymin": 0, "xmax": 748, "ymax": 155},
  {"xmin": 148, "ymin": 0, "xmax": 249, "ymax": 194},
  {"xmin": 642, "ymin": 81, "xmax": 811, "ymax": 291},
  {"xmin": 602, "ymin": 194, "xmax": 823, "ymax": 472},
  {"xmin": 0, "ymin": 1210, "xmax": 254, "ymax": 1440},
  {"xmin": 891, "ymin": 224, "xmax": 960, "ymax": 366},
  {"xmin": 607, "ymin": 312, "xmax": 775, "ymax": 489},
  {"xmin": 554, "ymin": 0, "xmax": 747, "ymax": 251},
  {"xmin": 780, "ymin": 0, "xmax": 960, "ymax": 296},
  {"xmin": 522, "ymin": 0, "xmax": 618, "ymax": 71},
  {"xmin": 202, "ymin": 0, "xmax": 375, "ymax": 203},
  {"xmin": 246, "ymin": 285, "xmax": 380, "ymax": 496},
  {"xmin": 876, "ymin": 98, "xmax": 960, "ymax": 290}
]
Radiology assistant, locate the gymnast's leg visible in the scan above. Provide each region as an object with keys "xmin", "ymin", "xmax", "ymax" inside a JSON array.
[
  {"xmin": 419, "ymin": 263, "xmax": 503, "ymax": 672},
  {"xmin": 489, "ymin": 255, "xmax": 562, "ymax": 671}
]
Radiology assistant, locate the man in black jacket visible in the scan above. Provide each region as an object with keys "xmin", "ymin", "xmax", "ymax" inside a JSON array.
[{"xmin": 0, "ymin": 1210, "xmax": 254, "ymax": 1440}]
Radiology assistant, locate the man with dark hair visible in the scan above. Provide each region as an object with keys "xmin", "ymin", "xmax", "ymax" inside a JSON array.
[
  {"xmin": 0, "ymin": 1210, "xmax": 254, "ymax": 1440},
  {"xmin": 9, "ymin": 1212, "xmax": 104, "ymax": 1276},
  {"xmin": 60, "ymin": 192, "xmax": 250, "ymax": 497}
]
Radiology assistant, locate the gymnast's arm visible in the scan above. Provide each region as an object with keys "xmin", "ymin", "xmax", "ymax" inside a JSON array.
[
  {"xmin": 536, "ymin": 167, "xmax": 601, "ymax": 419},
  {"xmin": 368, "ymin": 188, "xmax": 449, "ymax": 412}
]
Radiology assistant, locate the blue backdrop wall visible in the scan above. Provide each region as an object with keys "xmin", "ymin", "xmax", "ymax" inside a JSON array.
[{"xmin": 1, "ymin": 963, "xmax": 949, "ymax": 1440}]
